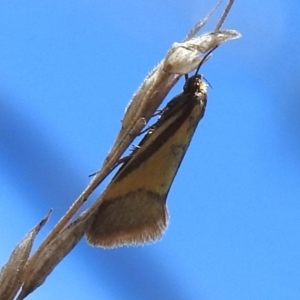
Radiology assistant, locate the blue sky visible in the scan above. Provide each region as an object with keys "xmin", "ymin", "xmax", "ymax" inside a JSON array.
[{"xmin": 1, "ymin": 1, "xmax": 300, "ymax": 299}]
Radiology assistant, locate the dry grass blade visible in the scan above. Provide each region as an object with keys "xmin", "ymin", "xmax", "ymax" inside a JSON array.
[
  {"xmin": 163, "ymin": 30, "xmax": 240, "ymax": 74},
  {"xmin": 215, "ymin": 0, "xmax": 234, "ymax": 31},
  {"xmin": 185, "ymin": 0, "xmax": 223, "ymax": 40},
  {"xmin": 17, "ymin": 211, "xmax": 93, "ymax": 300},
  {"xmin": 0, "ymin": 211, "xmax": 51, "ymax": 300}
]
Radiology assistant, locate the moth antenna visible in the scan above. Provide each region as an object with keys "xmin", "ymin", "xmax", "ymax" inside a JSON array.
[{"xmin": 194, "ymin": 45, "xmax": 219, "ymax": 76}]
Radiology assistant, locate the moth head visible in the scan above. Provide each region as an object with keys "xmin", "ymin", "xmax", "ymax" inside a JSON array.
[{"xmin": 183, "ymin": 45, "xmax": 218, "ymax": 95}]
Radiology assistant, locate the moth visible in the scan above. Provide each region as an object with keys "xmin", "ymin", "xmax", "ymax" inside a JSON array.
[{"xmin": 86, "ymin": 50, "xmax": 214, "ymax": 248}]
